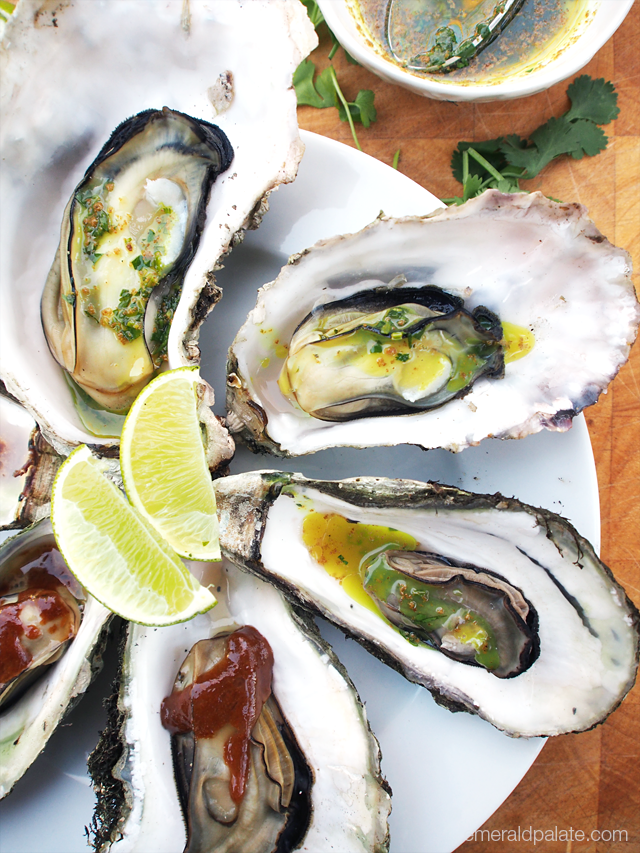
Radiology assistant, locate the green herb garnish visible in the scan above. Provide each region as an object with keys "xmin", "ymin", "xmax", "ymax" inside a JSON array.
[
  {"xmin": 295, "ymin": 0, "xmax": 377, "ymax": 151},
  {"xmin": 443, "ymin": 76, "xmax": 619, "ymax": 204}
]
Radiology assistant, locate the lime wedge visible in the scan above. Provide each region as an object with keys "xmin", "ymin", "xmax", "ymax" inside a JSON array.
[
  {"xmin": 51, "ymin": 445, "xmax": 215, "ymax": 625},
  {"xmin": 120, "ymin": 366, "xmax": 221, "ymax": 561}
]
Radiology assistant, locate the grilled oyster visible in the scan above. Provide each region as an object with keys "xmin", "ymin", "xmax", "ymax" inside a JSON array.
[
  {"xmin": 226, "ymin": 191, "xmax": 638, "ymax": 456},
  {"xmin": 214, "ymin": 472, "xmax": 639, "ymax": 738},
  {"xmin": 0, "ymin": 520, "xmax": 112, "ymax": 798},
  {"xmin": 41, "ymin": 108, "xmax": 234, "ymax": 414},
  {"xmin": 89, "ymin": 560, "xmax": 391, "ymax": 852}
]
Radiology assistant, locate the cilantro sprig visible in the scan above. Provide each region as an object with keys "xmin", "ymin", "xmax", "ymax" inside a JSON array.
[
  {"xmin": 295, "ymin": 0, "xmax": 377, "ymax": 151},
  {"xmin": 443, "ymin": 76, "xmax": 619, "ymax": 204}
]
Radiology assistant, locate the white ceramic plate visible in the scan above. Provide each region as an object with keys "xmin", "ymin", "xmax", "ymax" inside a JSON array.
[{"xmin": 0, "ymin": 131, "xmax": 600, "ymax": 853}]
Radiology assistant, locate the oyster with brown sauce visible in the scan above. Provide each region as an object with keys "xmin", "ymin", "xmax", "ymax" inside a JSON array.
[
  {"xmin": 162, "ymin": 628, "xmax": 313, "ymax": 853},
  {"xmin": 0, "ymin": 520, "xmax": 112, "ymax": 798},
  {"xmin": 89, "ymin": 561, "xmax": 391, "ymax": 853}
]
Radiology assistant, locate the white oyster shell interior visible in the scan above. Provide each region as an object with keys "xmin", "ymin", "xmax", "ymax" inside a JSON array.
[
  {"xmin": 0, "ymin": 0, "xmax": 316, "ymax": 453},
  {"xmin": 0, "ymin": 396, "xmax": 35, "ymax": 528}
]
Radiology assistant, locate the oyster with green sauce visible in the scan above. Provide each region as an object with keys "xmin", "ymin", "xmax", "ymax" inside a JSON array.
[
  {"xmin": 1, "ymin": 0, "xmax": 317, "ymax": 454},
  {"xmin": 278, "ymin": 285, "xmax": 506, "ymax": 421},
  {"xmin": 226, "ymin": 191, "xmax": 638, "ymax": 456},
  {"xmin": 41, "ymin": 108, "xmax": 234, "ymax": 414},
  {"xmin": 214, "ymin": 471, "xmax": 640, "ymax": 738}
]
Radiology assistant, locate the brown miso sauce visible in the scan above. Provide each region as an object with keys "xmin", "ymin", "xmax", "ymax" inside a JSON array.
[{"xmin": 161, "ymin": 625, "xmax": 274, "ymax": 805}]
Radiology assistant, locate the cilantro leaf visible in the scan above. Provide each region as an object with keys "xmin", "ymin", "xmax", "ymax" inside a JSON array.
[
  {"xmin": 565, "ymin": 75, "xmax": 619, "ymax": 125},
  {"xmin": 568, "ymin": 120, "xmax": 608, "ymax": 158},
  {"xmin": 293, "ymin": 60, "xmax": 335, "ymax": 108},
  {"xmin": 500, "ymin": 117, "xmax": 584, "ymax": 178},
  {"xmin": 315, "ymin": 66, "xmax": 339, "ymax": 108},
  {"xmin": 462, "ymin": 173, "xmax": 484, "ymax": 201},
  {"xmin": 338, "ymin": 89, "xmax": 377, "ymax": 127},
  {"xmin": 293, "ymin": 59, "xmax": 324, "ymax": 107},
  {"xmin": 445, "ymin": 75, "xmax": 618, "ymax": 205}
]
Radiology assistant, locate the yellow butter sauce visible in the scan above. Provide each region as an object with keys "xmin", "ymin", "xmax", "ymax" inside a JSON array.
[
  {"xmin": 351, "ymin": 0, "xmax": 587, "ymax": 84},
  {"xmin": 502, "ymin": 322, "xmax": 535, "ymax": 363},
  {"xmin": 301, "ymin": 511, "xmax": 417, "ymax": 614}
]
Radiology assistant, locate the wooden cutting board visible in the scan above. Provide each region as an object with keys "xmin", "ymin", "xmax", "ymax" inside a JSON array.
[{"xmin": 298, "ymin": 5, "xmax": 639, "ymax": 851}]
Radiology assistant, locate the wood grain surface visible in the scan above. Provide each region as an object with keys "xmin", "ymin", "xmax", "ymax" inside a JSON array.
[{"xmin": 298, "ymin": 6, "xmax": 639, "ymax": 852}]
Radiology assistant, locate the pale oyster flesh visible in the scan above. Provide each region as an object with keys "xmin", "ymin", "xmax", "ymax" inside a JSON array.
[
  {"xmin": 0, "ymin": 520, "xmax": 112, "ymax": 798},
  {"xmin": 162, "ymin": 628, "xmax": 313, "ymax": 853},
  {"xmin": 280, "ymin": 286, "xmax": 505, "ymax": 420},
  {"xmin": 41, "ymin": 108, "xmax": 234, "ymax": 413},
  {"xmin": 89, "ymin": 560, "xmax": 391, "ymax": 852},
  {"xmin": 360, "ymin": 549, "xmax": 536, "ymax": 678},
  {"xmin": 226, "ymin": 191, "xmax": 639, "ymax": 456},
  {"xmin": 214, "ymin": 472, "xmax": 639, "ymax": 738}
]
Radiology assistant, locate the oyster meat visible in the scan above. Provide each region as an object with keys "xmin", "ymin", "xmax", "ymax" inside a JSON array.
[
  {"xmin": 226, "ymin": 191, "xmax": 639, "ymax": 455},
  {"xmin": 214, "ymin": 471, "xmax": 639, "ymax": 738},
  {"xmin": 161, "ymin": 627, "xmax": 313, "ymax": 852},
  {"xmin": 89, "ymin": 560, "xmax": 391, "ymax": 852},
  {"xmin": 41, "ymin": 108, "xmax": 234, "ymax": 414},
  {"xmin": 279, "ymin": 286, "xmax": 506, "ymax": 421},
  {"xmin": 0, "ymin": 520, "xmax": 112, "ymax": 798}
]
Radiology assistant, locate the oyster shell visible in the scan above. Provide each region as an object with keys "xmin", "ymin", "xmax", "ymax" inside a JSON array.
[
  {"xmin": 226, "ymin": 191, "xmax": 639, "ymax": 456},
  {"xmin": 89, "ymin": 560, "xmax": 391, "ymax": 852},
  {"xmin": 214, "ymin": 471, "xmax": 639, "ymax": 738},
  {"xmin": 0, "ymin": 520, "xmax": 112, "ymax": 798},
  {"xmin": 0, "ymin": 393, "xmax": 64, "ymax": 531},
  {"xmin": 0, "ymin": 0, "xmax": 317, "ymax": 454}
]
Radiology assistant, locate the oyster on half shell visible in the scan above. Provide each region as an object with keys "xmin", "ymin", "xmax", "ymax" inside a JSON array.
[
  {"xmin": 214, "ymin": 471, "xmax": 639, "ymax": 738},
  {"xmin": 226, "ymin": 191, "xmax": 639, "ymax": 456},
  {"xmin": 41, "ymin": 108, "xmax": 234, "ymax": 414},
  {"xmin": 89, "ymin": 560, "xmax": 391, "ymax": 853},
  {"xmin": 0, "ymin": 520, "xmax": 112, "ymax": 798},
  {"xmin": 0, "ymin": 0, "xmax": 317, "ymax": 455}
]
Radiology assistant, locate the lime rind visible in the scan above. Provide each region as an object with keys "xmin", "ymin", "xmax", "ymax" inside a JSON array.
[
  {"xmin": 120, "ymin": 366, "xmax": 221, "ymax": 561},
  {"xmin": 51, "ymin": 445, "xmax": 216, "ymax": 626}
]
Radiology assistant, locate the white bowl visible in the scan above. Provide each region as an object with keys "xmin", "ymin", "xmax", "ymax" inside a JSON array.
[{"xmin": 317, "ymin": 0, "xmax": 633, "ymax": 102}]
